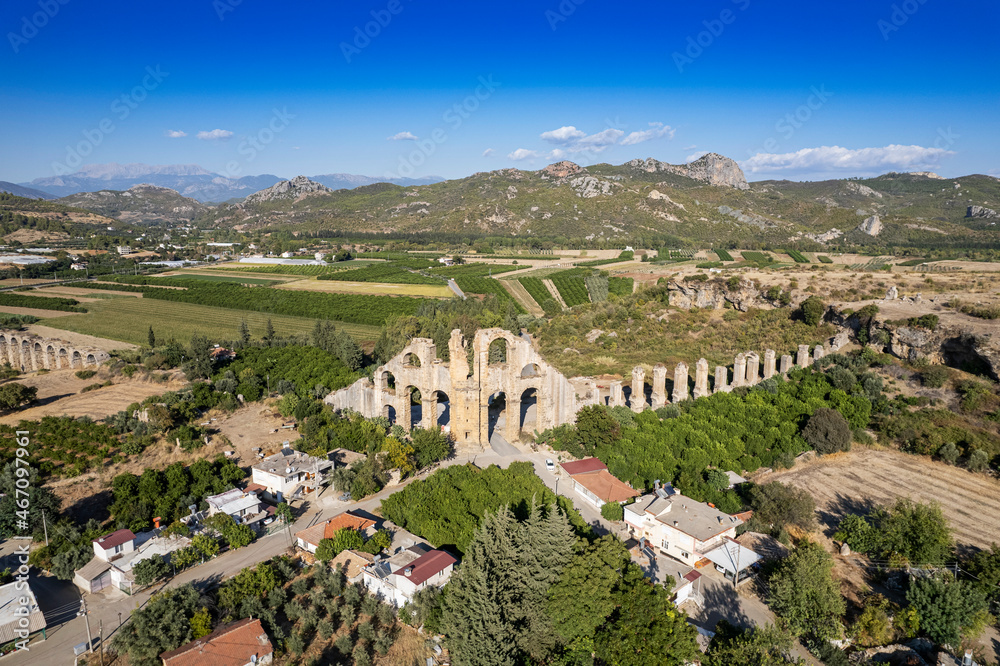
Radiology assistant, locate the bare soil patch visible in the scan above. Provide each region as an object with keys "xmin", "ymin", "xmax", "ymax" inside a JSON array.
[
  {"xmin": 760, "ymin": 447, "xmax": 1000, "ymax": 550},
  {"xmin": 0, "ymin": 306, "xmax": 81, "ymax": 319},
  {"xmin": 23, "ymin": 324, "xmax": 136, "ymax": 352}
]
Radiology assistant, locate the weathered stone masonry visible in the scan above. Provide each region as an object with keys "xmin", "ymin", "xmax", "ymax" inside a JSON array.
[{"xmin": 0, "ymin": 331, "xmax": 108, "ymax": 371}]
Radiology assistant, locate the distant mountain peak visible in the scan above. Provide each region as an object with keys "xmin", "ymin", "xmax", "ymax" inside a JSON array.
[
  {"xmin": 624, "ymin": 154, "xmax": 749, "ymax": 190},
  {"xmin": 242, "ymin": 175, "xmax": 331, "ymax": 205},
  {"xmin": 72, "ymin": 163, "xmax": 215, "ymax": 179}
]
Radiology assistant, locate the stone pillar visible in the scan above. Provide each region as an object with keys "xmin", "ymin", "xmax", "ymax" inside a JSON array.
[
  {"xmin": 813, "ymin": 345, "xmax": 825, "ymax": 363},
  {"xmin": 797, "ymin": 344, "xmax": 810, "ymax": 368},
  {"xmin": 780, "ymin": 354, "xmax": 792, "ymax": 374},
  {"xmin": 714, "ymin": 366, "xmax": 728, "ymax": 393},
  {"xmin": 401, "ymin": 391, "xmax": 413, "ymax": 432},
  {"xmin": 763, "ymin": 349, "xmax": 776, "ymax": 379},
  {"xmin": 651, "ymin": 364, "xmax": 668, "ymax": 409},
  {"xmin": 421, "ymin": 392, "xmax": 437, "ymax": 430},
  {"xmin": 609, "ymin": 380, "xmax": 624, "ymax": 407},
  {"xmin": 672, "ymin": 362, "xmax": 689, "ymax": 403},
  {"xmin": 630, "ymin": 366, "xmax": 648, "ymax": 413},
  {"xmin": 506, "ymin": 397, "xmax": 521, "ymax": 442},
  {"xmin": 745, "ymin": 352, "xmax": 760, "ymax": 385},
  {"xmin": 733, "ymin": 353, "xmax": 747, "ymax": 387},
  {"xmin": 693, "ymin": 358, "xmax": 709, "ymax": 399}
]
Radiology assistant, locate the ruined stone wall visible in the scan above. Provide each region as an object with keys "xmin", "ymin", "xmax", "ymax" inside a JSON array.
[
  {"xmin": 325, "ymin": 327, "xmax": 849, "ymax": 449},
  {"xmin": 0, "ymin": 331, "xmax": 109, "ymax": 372}
]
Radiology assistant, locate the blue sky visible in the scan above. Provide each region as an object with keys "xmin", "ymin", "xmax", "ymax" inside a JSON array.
[{"xmin": 2, "ymin": 0, "xmax": 998, "ymax": 183}]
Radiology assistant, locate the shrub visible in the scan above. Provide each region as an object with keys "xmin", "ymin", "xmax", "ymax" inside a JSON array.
[
  {"xmin": 937, "ymin": 442, "xmax": 960, "ymax": 465},
  {"xmin": 802, "ymin": 408, "xmax": 852, "ymax": 455},
  {"xmin": 800, "ymin": 296, "xmax": 827, "ymax": 326},
  {"xmin": 920, "ymin": 365, "xmax": 950, "ymax": 388},
  {"xmin": 75, "ymin": 370, "xmax": 97, "ymax": 380},
  {"xmin": 966, "ymin": 449, "xmax": 990, "ymax": 473}
]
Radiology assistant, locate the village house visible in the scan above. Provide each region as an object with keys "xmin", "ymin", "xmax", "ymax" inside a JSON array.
[
  {"xmin": 74, "ymin": 529, "xmax": 191, "ymax": 594},
  {"xmin": 160, "ymin": 617, "xmax": 273, "ymax": 666},
  {"xmin": 624, "ymin": 483, "xmax": 743, "ymax": 566},
  {"xmin": 251, "ymin": 448, "xmax": 333, "ymax": 503},
  {"xmin": 362, "ymin": 543, "xmax": 458, "ymax": 608},
  {"xmin": 560, "ymin": 458, "xmax": 639, "ymax": 508},
  {"xmin": 0, "ymin": 581, "xmax": 46, "ymax": 644},
  {"xmin": 295, "ymin": 511, "xmax": 377, "ymax": 554}
]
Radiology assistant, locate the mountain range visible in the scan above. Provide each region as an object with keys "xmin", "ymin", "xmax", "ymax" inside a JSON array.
[{"xmin": 12, "ymin": 163, "xmax": 444, "ymax": 202}]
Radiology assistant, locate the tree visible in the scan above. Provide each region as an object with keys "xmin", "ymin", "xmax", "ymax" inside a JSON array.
[
  {"xmin": 906, "ymin": 573, "xmax": 989, "ymax": 648},
  {"xmin": 879, "ymin": 498, "xmax": 953, "ymax": 565},
  {"xmin": 601, "ymin": 502, "xmax": 624, "ymax": 522},
  {"xmin": 263, "ymin": 318, "xmax": 275, "ymax": 342},
  {"xmin": 706, "ymin": 621, "xmax": 802, "ymax": 666},
  {"xmin": 184, "ymin": 335, "xmax": 213, "ymax": 380},
  {"xmin": 411, "ymin": 428, "xmax": 452, "ymax": 468},
  {"xmin": 238, "ymin": 318, "xmax": 250, "ymax": 346},
  {"xmin": 133, "ymin": 557, "xmax": 170, "ymax": 587},
  {"xmin": 802, "ymin": 408, "xmax": 852, "ymax": 455},
  {"xmin": 112, "ymin": 584, "xmax": 202, "ymax": 666},
  {"xmin": 575, "ymin": 405, "xmax": 621, "ymax": 456},
  {"xmin": 275, "ymin": 502, "xmax": 293, "ymax": 525},
  {"xmin": 800, "ymin": 296, "xmax": 827, "ymax": 326},
  {"xmin": 189, "ymin": 607, "xmax": 212, "ymax": 639},
  {"xmin": 0, "ymin": 463, "xmax": 61, "ymax": 539},
  {"xmin": 0, "ymin": 382, "xmax": 37, "ymax": 411},
  {"xmin": 316, "ymin": 528, "xmax": 365, "ymax": 561},
  {"xmin": 217, "ymin": 562, "xmax": 280, "ymax": 614},
  {"xmin": 225, "ymin": 524, "xmax": 255, "ymax": 549},
  {"xmin": 748, "ymin": 482, "xmax": 816, "ymax": 533},
  {"xmin": 191, "ymin": 534, "xmax": 219, "ymax": 558},
  {"xmin": 937, "ymin": 442, "xmax": 960, "ymax": 465},
  {"xmin": 594, "ymin": 567, "xmax": 700, "ymax": 665},
  {"xmin": 147, "ymin": 326, "xmax": 156, "ymax": 349},
  {"xmin": 768, "ymin": 541, "xmax": 845, "ymax": 639}
]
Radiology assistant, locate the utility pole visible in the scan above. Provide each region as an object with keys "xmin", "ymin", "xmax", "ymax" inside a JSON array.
[
  {"xmin": 41, "ymin": 510, "xmax": 48, "ymax": 546},
  {"xmin": 80, "ymin": 600, "xmax": 93, "ymax": 653},
  {"xmin": 98, "ymin": 619, "xmax": 105, "ymax": 666}
]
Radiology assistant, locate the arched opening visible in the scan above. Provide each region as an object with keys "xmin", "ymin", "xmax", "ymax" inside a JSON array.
[
  {"xmin": 408, "ymin": 387, "xmax": 422, "ymax": 430},
  {"xmin": 71, "ymin": 350, "xmax": 82, "ymax": 369},
  {"xmin": 21, "ymin": 341, "xmax": 31, "ymax": 370},
  {"xmin": 434, "ymin": 391, "xmax": 450, "ymax": 430},
  {"xmin": 487, "ymin": 391, "xmax": 507, "ymax": 438},
  {"xmin": 380, "ymin": 370, "xmax": 397, "ymax": 395},
  {"xmin": 46, "ymin": 345, "xmax": 56, "ymax": 369},
  {"xmin": 382, "ymin": 403, "xmax": 396, "ymax": 425},
  {"xmin": 488, "ymin": 338, "xmax": 507, "ymax": 365},
  {"xmin": 520, "ymin": 363, "xmax": 541, "ymax": 378},
  {"xmin": 519, "ymin": 388, "xmax": 538, "ymax": 436},
  {"xmin": 403, "ymin": 353, "xmax": 421, "ymax": 368},
  {"xmin": 33, "ymin": 342, "xmax": 44, "ymax": 368},
  {"xmin": 86, "ymin": 354, "xmax": 97, "ymax": 366},
  {"xmin": 58, "ymin": 348, "xmax": 68, "ymax": 369},
  {"xmin": 0, "ymin": 338, "xmax": 7, "ymax": 366}
]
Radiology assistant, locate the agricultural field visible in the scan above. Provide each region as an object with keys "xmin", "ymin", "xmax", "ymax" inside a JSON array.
[
  {"xmin": 740, "ymin": 251, "xmax": 774, "ymax": 264},
  {"xmin": 585, "ymin": 275, "xmax": 609, "ymax": 302},
  {"xmin": 429, "ymin": 262, "xmax": 521, "ymax": 277},
  {"xmin": 517, "ymin": 277, "xmax": 554, "ymax": 308},
  {"xmin": 817, "ymin": 255, "xmax": 833, "ymax": 263},
  {"xmin": 607, "ymin": 276, "xmax": 634, "ymax": 296},
  {"xmin": 784, "ymin": 249, "xmax": 810, "ymax": 263},
  {"xmin": 762, "ymin": 447, "xmax": 1000, "ymax": 550},
  {"xmin": 205, "ymin": 263, "xmax": 365, "ymax": 276},
  {"xmin": 548, "ymin": 269, "xmax": 591, "ymax": 307},
  {"xmin": 714, "ymin": 248, "xmax": 734, "ymax": 261},
  {"xmin": 848, "ymin": 257, "xmax": 893, "ymax": 271},
  {"xmin": 38, "ymin": 297, "xmax": 381, "ymax": 345},
  {"xmin": 158, "ymin": 272, "xmax": 284, "ymax": 285},
  {"xmin": 0, "ymin": 416, "xmax": 121, "ymax": 478},
  {"xmin": 454, "ymin": 276, "xmax": 525, "ymax": 312},
  {"xmin": 318, "ymin": 262, "xmax": 443, "ymax": 285},
  {"xmin": 276, "ymin": 278, "xmax": 453, "ymax": 298},
  {"xmin": 0, "ymin": 292, "xmax": 87, "ymax": 312}
]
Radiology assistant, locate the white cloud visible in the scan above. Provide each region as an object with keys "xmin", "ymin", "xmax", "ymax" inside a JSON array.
[
  {"xmin": 540, "ymin": 126, "xmax": 587, "ymax": 144},
  {"xmin": 576, "ymin": 128, "xmax": 624, "ymax": 151},
  {"xmin": 687, "ymin": 150, "xmax": 709, "ymax": 163},
  {"xmin": 197, "ymin": 129, "xmax": 234, "ymax": 141},
  {"xmin": 388, "ymin": 131, "xmax": 418, "ymax": 141},
  {"xmin": 508, "ymin": 148, "xmax": 540, "ymax": 161},
  {"xmin": 743, "ymin": 144, "xmax": 956, "ymax": 174},
  {"xmin": 164, "ymin": 130, "xmax": 187, "ymax": 138},
  {"xmin": 682, "ymin": 144, "xmax": 698, "ymax": 151},
  {"xmin": 547, "ymin": 149, "xmax": 567, "ymax": 160},
  {"xmin": 620, "ymin": 122, "xmax": 675, "ymax": 146},
  {"xmin": 482, "ymin": 148, "xmax": 495, "ymax": 157}
]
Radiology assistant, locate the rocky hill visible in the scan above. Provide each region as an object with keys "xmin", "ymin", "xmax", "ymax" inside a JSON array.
[
  {"xmin": 242, "ymin": 176, "xmax": 332, "ymax": 205},
  {"xmin": 197, "ymin": 155, "xmax": 1000, "ymax": 249},
  {"xmin": 0, "ymin": 181, "xmax": 56, "ymax": 200},
  {"xmin": 58, "ymin": 184, "xmax": 207, "ymax": 225}
]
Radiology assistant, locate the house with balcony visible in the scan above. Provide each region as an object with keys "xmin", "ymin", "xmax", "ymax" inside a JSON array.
[
  {"xmin": 251, "ymin": 448, "xmax": 333, "ymax": 503},
  {"xmin": 362, "ymin": 543, "xmax": 457, "ymax": 608},
  {"xmin": 624, "ymin": 484, "xmax": 743, "ymax": 566}
]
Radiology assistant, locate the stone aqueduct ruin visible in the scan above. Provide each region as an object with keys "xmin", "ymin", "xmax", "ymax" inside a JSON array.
[
  {"xmin": 0, "ymin": 330, "xmax": 109, "ymax": 371},
  {"xmin": 326, "ymin": 327, "xmax": 849, "ymax": 449}
]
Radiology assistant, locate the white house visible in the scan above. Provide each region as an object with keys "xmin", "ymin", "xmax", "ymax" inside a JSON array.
[
  {"xmin": 0, "ymin": 581, "xmax": 46, "ymax": 644},
  {"xmin": 92, "ymin": 528, "xmax": 136, "ymax": 562},
  {"xmin": 294, "ymin": 511, "xmax": 376, "ymax": 554},
  {"xmin": 75, "ymin": 530, "xmax": 191, "ymax": 594},
  {"xmin": 251, "ymin": 449, "xmax": 333, "ymax": 503},
  {"xmin": 362, "ymin": 544, "xmax": 457, "ymax": 608},
  {"xmin": 624, "ymin": 485, "xmax": 743, "ymax": 565},
  {"xmin": 560, "ymin": 458, "xmax": 639, "ymax": 508},
  {"xmin": 205, "ymin": 488, "xmax": 263, "ymax": 524}
]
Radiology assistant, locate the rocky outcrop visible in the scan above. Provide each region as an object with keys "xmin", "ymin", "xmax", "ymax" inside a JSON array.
[
  {"xmin": 844, "ymin": 181, "xmax": 883, "ymax": 198},
  {"xmin": 870, "ymin": 319, "xmax": 1000, "ymax": 381},
  {"xmin": 806, "ymin": 228, "xmax": 843, "ymax": 243},
  {"xmin": 717, "ymin": 205, "xmax": 776, "ymax": 229},
  {"xmin": 541, "ymin": 161, "xmax": 585, "ymax": 179},
  {"xmin": 856, "ymin": 214, "xmax": 883, "ymax": 236},
  {"xmin": 666, "ymin": 277, "xmax": 764, "ymax": 312},
  {"xmin": 568, "ymin": 176, "xmax": 618, "ymax": 198},
  {"xmin": 243, "ymin": 175, "xmax": 331, "ymax": 204},
  {"xmin": 967, "ymin": 205, "xmax": 998, "ymax": 218},
  {"xmin": 625, "ymin": 153, "xmax": 749, "ymax": 190}
]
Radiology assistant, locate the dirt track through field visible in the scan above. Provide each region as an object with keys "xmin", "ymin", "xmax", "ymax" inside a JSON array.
[{"xmin": 761, "ymin": 448, "xmax": 1000, "ymax": 551}]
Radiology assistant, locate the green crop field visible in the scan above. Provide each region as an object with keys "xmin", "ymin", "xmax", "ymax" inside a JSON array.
[
  {"xmin": 608, "ymin": 277, "xmax": 634, "ymax": 296},
  {"xmin": 784, "ymin": 249, "xmax": 810, "ymax": 263},
  {"xmin": 741, "ymin": 251, "xmax": 774, "ymax": 264},
  {"xmin": 549, "ymin": 269, "xmax": 590, "ymax": 307},
  {"xmin": 454, "ymin": 277, "xmax": 525, "ymax": 312},
  {"xmin": 517, "ymin": 277, "xmax": 553, "ymax": 308},
  {"xmin": 429, "ymin": 263, "xmax": 521, "ymax": 277},
  {"xmin": 39, "ymin": 298, "xmax": 380, "ymax": 345},
  {"xmin": 318, "ymin": 262, "xmax": 443, "ymax": 285},
  {"xmin": 162, "ymin": 272, "xmax": 284, "ymax": 285},
  {"xmin": 714, "ymin": 248, "xmax": 734, "ymax": 261},
  {"xmin": 817, "ymin": 255, "xmax": 833, "ymax": 264},
  {"xmin": 208, "ymin": 263, "xmax": 367, "ymax": 276}
]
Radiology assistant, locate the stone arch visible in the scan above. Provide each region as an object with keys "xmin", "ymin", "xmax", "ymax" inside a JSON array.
[
  {"xmin": 33, "ymin": 342, "xmax": 44, "ymax": 370},
  {"xmin": 520, "ymin": 363, "xmax": 541, "ymax": 378},
  {"xmin": 45, "ymin": 345, "xmax": 56, "ymax": 369},
  {"xmin": 21, "ymin": 341, "xmax": 32, "ymax": 371},
  {"xmin": 487, "ymin": 390, "xmax": 507, "ymax": 439},
  {"xmin": 434, "ymin": 390, "xmax": 450, "ymax": 429},
  {"xmin": 382, "ymin": 403, "xmax": 396, "ymax": 425},
  {"xmin": 406, "ymin": 386, "xmax": 422, "ymax": 431},
  {"xmin": 0, "ymin": 336, "xmax": 7, "ymax": 367},
  {"xmin": 58, "ymin": 348, "xmax": 68, "ymax": 369},
  {"xmin": 72, "ymin": 350, "xmax": 82, "ymax": 369},
  {"xmin": 403, "ymin": 352, "xmax": 421, "ymax": 368},
  {"xmin": 378, "ymin": 370, "xmax": 397, "ymax": 395},
  {"xmin": 86, "ymin": 353, "xmax": 97, "ymax": 366},
  {"xmin": 487, "ymin": 338, "xmax": 508, "ymax": 365},
  {"xmin": 519, "ymin": 387, "xmax": 538, "ymax": 436}
]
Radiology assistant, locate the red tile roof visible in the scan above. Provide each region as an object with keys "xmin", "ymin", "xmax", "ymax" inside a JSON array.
[
  {"xmin": 560, "ymin": 458, "xmax": 608, "ymax": 476},
  {"xmin": 399, "ymin": 549, "xmax": 457, "ymax": 586},
  {"xmin": 160, "ymin": 618, "xmax": 272, "ymax": 666},
  {"xmin": 571, "ymin": 469, "xmax": 640, "ymax": 503},
  {"xmin": 294, "ymin": 511, "xmax": 376, "ymax": 548},
  {"xmin": 93, "ymin": 528, "xmax": 135, "ymax": 550}
]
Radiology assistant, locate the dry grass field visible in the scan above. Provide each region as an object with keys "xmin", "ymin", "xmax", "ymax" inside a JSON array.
[{"xmin": 761, "ymin": 447, "xmax": 1000, "ymax": 550}]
